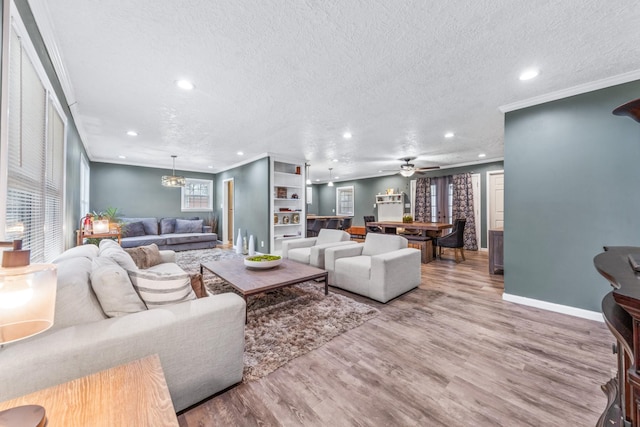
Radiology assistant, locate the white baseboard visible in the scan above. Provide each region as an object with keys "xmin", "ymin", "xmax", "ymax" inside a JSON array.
[{"xmin": 502, "ymin": 293, "xmax": 603, "ymax": 322}]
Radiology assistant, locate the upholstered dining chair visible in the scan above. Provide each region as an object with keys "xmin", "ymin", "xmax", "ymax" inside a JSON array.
[
  {"xmin": 434, "ymin": 218, "xmax": 466, "ymax": 263},
  {"xmin": 363, "ymin": 215, "xmax": 382, "ymax": 233}
]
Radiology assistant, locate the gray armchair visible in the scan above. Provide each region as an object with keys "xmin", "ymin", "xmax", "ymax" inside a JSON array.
[
  {"xmin": 325, "ymin": 233, "xmax": 421, "ymax": 303},
  {"xmin": 281, "ymin": 229, "xmax": 356, "ymax": 269}
]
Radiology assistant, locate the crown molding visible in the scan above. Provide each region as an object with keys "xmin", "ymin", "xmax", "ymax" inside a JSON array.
[
  {"xmin": 499, "ymin": 69, "xmax": 640, "ymax": 113},
  {"xmin": 27, "ymin": 0, "xmax": 91, "ymax": 155}
]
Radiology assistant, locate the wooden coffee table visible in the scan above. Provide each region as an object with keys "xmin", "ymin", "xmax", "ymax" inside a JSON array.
[{"xmin": 200, "ymin": 258, "xmax": 328, "ymax": 320}]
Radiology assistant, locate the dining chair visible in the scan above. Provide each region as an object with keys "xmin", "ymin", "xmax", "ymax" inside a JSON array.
[
  {"xmin": 325, "ymin": 218, "xmax": 340, "ymax": 229},
  {"xmin": 434, "ymin": 218, "xmax": 466, "ymax": 262},
  {"xmin": 340, "ymin": 217, "xmax": 353, "ymax": 231},
  {"xmin": 307, "ymin": 219, "xmax": 326, "ymax": 237}
]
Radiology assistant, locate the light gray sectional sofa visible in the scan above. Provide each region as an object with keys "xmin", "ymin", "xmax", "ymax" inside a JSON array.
[
  {"xmin": 0, "ymin": 242, "xmax": 245, "ymax": 412},
  {"xmin": 120, "ymin": 216, "xmax": 218, "ymax": 251}
]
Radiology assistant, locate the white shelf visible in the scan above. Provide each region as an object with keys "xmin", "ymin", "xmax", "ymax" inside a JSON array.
[
  {"xmin": 274, "ymin": 198, "xmax": 302, "ymax": 201},
  {"xmin": 271, "ymin": 159, "xmax": 306, "ymax": 253},
  {"xmin": 274, "ymin": 223, "xmax": 301, "ymax": 227}
]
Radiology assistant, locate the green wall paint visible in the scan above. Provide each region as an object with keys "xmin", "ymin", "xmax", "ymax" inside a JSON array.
[
  {"xmin": 91, "ymin": 162, "xmax": 216, "ymax": 220},
  {"xmin": 215, "ymin": 158, "xmax": 270, "ymax": 252},
  {"xmin": 504, "ymin": 80, "xmax": 640, "ymax": 312},
  {"xmin": 313, "ymin": 161, "xmax": 503, "ymax": 247}
]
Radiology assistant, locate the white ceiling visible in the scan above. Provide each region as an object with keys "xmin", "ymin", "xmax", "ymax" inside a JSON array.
[{"xmin": 28, "ymin": 0, "xmax": 640, "ymax": 182}]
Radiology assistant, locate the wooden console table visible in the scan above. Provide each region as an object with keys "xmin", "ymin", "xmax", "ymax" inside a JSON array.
[
  {"xmin": 0, "ymin": 354, "xmax": 178, "ymax": 426},
  {"xmin": 76, "ymin": 229, "xmax": 121, "ymax": 246},
  {"xmin": 594, "ymin": 246, "xmax": 640, "ymax": 427}
]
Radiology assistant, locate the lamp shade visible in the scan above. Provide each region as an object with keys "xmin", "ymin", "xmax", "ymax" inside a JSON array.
[
  {"xmin": 0, "ymin": 263, "xmax": 57, "ymax": 344},
  {"xmin": 92, "ymin": 219, "xmax": 109, "ymax": 234},
  {"xmin": 400, "ymin": 169, "xmax": 415, "ymax": 177}
]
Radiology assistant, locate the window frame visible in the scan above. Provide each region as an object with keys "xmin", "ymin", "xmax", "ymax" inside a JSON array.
[
  {"xmin": 335, "ymin": 185, "xmax": 355, "ymax": 216},
  {"xmin": 181, "ymin": 178, "xmax": 213, "ymax": 212}
]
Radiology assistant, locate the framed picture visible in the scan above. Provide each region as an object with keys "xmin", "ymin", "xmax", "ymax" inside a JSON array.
[{"xmin": 277, "ymin": 187, "xmax": 288, "ymax": 199}]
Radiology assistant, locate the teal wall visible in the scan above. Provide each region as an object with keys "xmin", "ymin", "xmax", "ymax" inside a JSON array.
[
  {"xmin": 313, "ymin": 161, "xmax": 503, "ymax": 248},
  {"xmin": 504, "ymin": 80, "xmax": 640, "ymax": 312},
  {"xmin": 215, "ymin": 157, "xmax": 270, "ymax": 252},
  {"xmin": 90, "ymin": 162, "xmax": 216, "ymax": 220},
  {"xmin": 13, "ymin": 0, "xmax": 88, "ymax": 249}
]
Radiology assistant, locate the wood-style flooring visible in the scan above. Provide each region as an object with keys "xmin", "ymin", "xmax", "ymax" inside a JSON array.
[{"xmin": 178, "ymin": 249, "xmax": 614, "ymax": 426}]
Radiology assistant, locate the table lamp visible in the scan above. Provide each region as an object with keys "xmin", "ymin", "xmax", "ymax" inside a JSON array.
[{"xmin": 0, "ymin": 240, "xmax": 57, "ymax": 427}]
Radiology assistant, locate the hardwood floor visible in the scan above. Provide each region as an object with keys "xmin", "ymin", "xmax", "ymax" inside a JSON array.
[{"xmin": 178, "ymin": 249, "xmax": 614, "ymax": 426}]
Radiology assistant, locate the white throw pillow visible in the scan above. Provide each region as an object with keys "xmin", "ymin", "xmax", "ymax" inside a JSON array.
[
  {"xmin": 90, "ymin": 257, "xmax": 147, "ymax": 317},
  {"xmin": 128, "ymin": 269, "xmax": 196, "ymax": 309},
  {"xmin": 98, "ymin": 239, "xmax": 138, "ymax": 271}
]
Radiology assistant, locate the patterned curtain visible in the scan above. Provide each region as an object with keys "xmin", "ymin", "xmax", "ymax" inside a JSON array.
[
  {"xmin": 414, "ymin": 177, "xmax": 431, "ymax": 222},
  {"xmin": 452, "ymin": 173, "xmax": 478, "ymax": 250}
]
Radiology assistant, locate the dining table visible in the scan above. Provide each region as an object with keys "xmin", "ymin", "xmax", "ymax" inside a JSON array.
[{"xmin": 366, "ymin": 220, "xmax": 453, "ymax": 257}]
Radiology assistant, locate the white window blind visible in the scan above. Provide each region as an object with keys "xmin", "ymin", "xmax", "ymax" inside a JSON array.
[
  {"xmin": 4, "ymin": 19, "xmax": 66, "ymax": 262},
  {"xmin": 79, "ymin": 154, "xmax": 90, "ymax": 218}
]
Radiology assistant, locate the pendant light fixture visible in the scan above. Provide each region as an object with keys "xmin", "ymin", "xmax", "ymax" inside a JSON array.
[
  {"xmin": 327, "ymin": 168, "xmax": 334, "ymax": 187},
  {"xmin": 161, "ymin": 155, "xmax": 186, "ymax": 187}
]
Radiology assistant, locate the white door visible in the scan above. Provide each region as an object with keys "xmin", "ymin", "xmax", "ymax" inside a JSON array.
[{"xmin": 488, "ymin": 171, "xmax": 504, "ymax": 230}]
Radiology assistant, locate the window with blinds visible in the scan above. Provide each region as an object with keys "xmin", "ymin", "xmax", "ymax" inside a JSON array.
[
  {"xmin": 3, "ymin": 18, "xmax": 66, "ymax": 263},
  {"xmin": 181, "ymin": 179, "xmax": 213, "ymax": 212}
]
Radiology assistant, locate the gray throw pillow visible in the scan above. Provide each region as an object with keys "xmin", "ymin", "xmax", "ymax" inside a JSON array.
[
  {"xmin": 125, "ymin": 221, "xmax": 146, "ymax": 237},
  {"xmin": 91, "ymin": 257, "xmax": 147, "ymax": 317},
  {"xmin": 98, "ymin": 239, "xmax": 138, "ymax": 271},
  {"xmin": 159, "ymin": 218, "xmax": 176, "ymax": 234},
  {"xmin": 175, "ymin": 219, "xmax": 203, "ymax": 233}
]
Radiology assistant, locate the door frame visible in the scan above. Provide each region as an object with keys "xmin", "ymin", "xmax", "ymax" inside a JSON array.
[
  {"xmin": 486, "ymin": 169, "xmax": 504, "ymax": 246},
  {"xmin": 471, "ymin": 173, "xmax": 482, "ymax": 249},
  {"xmin": 222, "ymin": 178, "xmax": 234, "ymax": 244}
]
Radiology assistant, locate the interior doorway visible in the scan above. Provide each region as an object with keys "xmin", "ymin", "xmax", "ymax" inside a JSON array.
[
  {"xmin": 487, "ymin": 170, "xmax": 504, "ymax": 234},
  {"xmin": 222, "ymin": 178, "xmax": 234, "ymax": 245}
]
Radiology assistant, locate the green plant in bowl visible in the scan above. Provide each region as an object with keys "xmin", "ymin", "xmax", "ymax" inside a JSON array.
[{"xmin": 246, "ymin": 255, "xmax": 281, "ymax": 262}]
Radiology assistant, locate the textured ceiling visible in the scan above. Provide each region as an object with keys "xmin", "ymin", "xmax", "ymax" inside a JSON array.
[{"xmin": 28, "ymin": 0, "xmax": 640, "ymax": 182}]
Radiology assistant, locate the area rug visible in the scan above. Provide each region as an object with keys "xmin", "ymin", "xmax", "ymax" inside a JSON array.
[{"xmin": 175, "ymin": 248, "xmax": 379, "ymax": 381}]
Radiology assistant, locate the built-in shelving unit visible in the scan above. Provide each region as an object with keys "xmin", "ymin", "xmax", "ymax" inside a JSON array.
[
  {"xmin": 376, "ymin": 192, "xmax": 405, "ymax": 221},
  {"xmin": 270, "ymin": 158, "xmax": 306, "ymax": 253}
]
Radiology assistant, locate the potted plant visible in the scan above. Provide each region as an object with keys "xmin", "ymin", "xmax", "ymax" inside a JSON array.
[{"xmin": 402, "ymin": 215, "xmax": 413, "ymax": 224}]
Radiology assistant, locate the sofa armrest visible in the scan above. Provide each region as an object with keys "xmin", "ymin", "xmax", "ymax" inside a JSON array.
[
  {"xmin": 370, "ymin": 248, "xmax": 421, "ymax": 302},
  {"xmin": 203, "ymin": 225, "xmax": 213, "ymax": 233},
  {"xmin": 325, "ymin": 244, "xmax": 364, "ymax": 284},
  {"xmin": 309, "ymin": 241, "xmax": 359, "ymax": 269},
  {"xmin": 159, "ymin": 250, "xmax": 176, "ymax": 263},
  {"xmin": 282, "ymin": 237, "xmax": 317, "ymax": 258},
  {"xmin": 0, "ymin": 293, "xmax": 246, "ymax": 412}
]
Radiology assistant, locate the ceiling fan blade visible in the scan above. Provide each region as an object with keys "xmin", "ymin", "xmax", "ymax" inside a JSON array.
[{"xmin": 415, "ymin": 166, "xmax": 440, "ymax": 171}]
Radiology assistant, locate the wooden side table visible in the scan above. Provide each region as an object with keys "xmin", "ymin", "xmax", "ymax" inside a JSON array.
[
  {"xmin": 0, "ymin": 355, "xmax": 178, "ymax": 427},
  {"xmin": 76, "ymin": 230, "xmax": 122, "ymax": 246}
]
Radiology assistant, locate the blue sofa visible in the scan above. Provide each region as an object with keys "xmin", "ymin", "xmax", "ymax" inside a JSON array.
[{"xmin": 120, "ymin": 217, "xmax": 217, "ymax": 251}]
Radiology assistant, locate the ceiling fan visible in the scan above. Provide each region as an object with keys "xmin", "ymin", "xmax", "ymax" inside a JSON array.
[{"xmin": 384, "ymin": 157, "xmax": 440, "ymax": 177}]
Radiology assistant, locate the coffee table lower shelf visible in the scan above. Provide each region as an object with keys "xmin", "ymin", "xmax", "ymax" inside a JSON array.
[{"xmin": 200, "ymin": 258, "xmax": 328, "ymax": 322}]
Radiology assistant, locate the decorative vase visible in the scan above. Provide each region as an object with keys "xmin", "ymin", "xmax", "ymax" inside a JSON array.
[
  {"xmin": 236, "ymin": 231, "xmax": 242, "ymax": 254},
  {"xmin": 249, "ymin": 235, "xmax": 255, "ymax": 256},
  {"xmin": 242, "ymin": 235, "xmax": 248, "ymax": 255}
]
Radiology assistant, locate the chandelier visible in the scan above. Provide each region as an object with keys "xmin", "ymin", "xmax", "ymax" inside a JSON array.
[{"xmin": 161, "ymin": 155, "xmax": 186, "ymax": 187}]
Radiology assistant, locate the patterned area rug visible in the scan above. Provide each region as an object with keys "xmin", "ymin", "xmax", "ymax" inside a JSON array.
[{"xmin": 175, "ymin": 248, "xmax": 379, "ymax": 381}]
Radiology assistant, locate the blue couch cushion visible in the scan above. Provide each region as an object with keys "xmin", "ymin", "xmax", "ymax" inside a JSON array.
[
  {"xmin": 120, "ymin": 235, "xmax": 167, "ymax": 249},
  {"xmin": 159, "ymin": 218, "xmax": 176, "ymax": 234},
  {"xmin": 125, "ymin": 221, "xmax": 146, "ymax": 237},
  {"xmin": 175, "ymin": 219, "xmax": 203, "ymax": 234},
  {"xmin": 166, "ymin": 233, "xmax": 216, "ymax": 245},
  {"xmin": 121, "ymin": 217, "xmax": 158, "ymax": 235}
]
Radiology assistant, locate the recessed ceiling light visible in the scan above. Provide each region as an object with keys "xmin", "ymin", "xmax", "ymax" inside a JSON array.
[
  {"xmin": 334, "ymin": 176, "xmax": 340, "ymax": 179},
  {"xmin": 208, "ymin": 165, "xmax": 213, "ymax": 169},
  {"xmin": 126, "ymin": 130, "xmax": 138, "ymax": 136},
  {"xmin": 343, "ymin": 132, "xmax": 352, "ymax": 139},
  {"xmin": 378, "ymin": 170, "xmax": 383, "ymax": 173},
  {"xmin": 519, "ymin": 69, "xmax": 539, "ymax": 81},
  {"xmin": 237, "ymin": 151, "xmax": 244, "ymax": 156},
  {"xmin": 118, "ymin": 155, "xmax": 126, "ymax": 159},
  {"xmin": 176, "ymin": 79, "xmax": 195, "ymax": 90},
  {"xmin": 332, "ymin": 159, "xmax": 338, "ymax": 162},
  {"xmin": 444, "ymin": 132, "xmax": 454, "ymax": 138},
  {"xmin": 315, "ymin": 179, "xmax": 320, "ymax": 182},
  {"xmin": 478, "ymin": 153, "xmax": 486, "ymax": 158}
]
